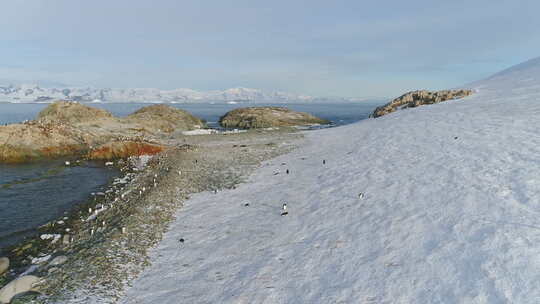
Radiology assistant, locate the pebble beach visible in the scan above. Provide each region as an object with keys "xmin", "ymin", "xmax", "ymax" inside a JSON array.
[{"xmin": 0, "ymin": 128, "xmax": 302, "ymax": 303}]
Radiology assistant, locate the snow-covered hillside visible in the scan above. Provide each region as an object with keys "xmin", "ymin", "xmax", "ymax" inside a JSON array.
[
  {"xmin": 0, "ymin": 84, "xmax": 363, "ymax": 103},
  {"xmin": 121, "ymin": 57, "xmax": 540, "ymax": 303}
]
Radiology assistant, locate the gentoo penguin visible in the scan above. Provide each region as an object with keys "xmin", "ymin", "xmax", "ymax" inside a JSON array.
[{"xmin": 281, "ymin": 203, "xmax": 288, "ymax": 216}]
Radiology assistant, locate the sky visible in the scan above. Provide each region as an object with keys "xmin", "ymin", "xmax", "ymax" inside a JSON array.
[{"xmin": 1, "ymin": 0, "xmax": 540, "ymax": 98}]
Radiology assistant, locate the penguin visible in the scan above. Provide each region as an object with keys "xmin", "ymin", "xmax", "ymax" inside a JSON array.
[
  {"xmin": 358, "ymin": 192, "xmax": 365, "ymax": 199},
  {"xmin": 286, "ymin": 169, "xmax": 290, "ymax": 174},
  {"xmin": 281, "ymin": 203, "xmax": 288, "ymax": 216},
  {"xmin": 323, "ymin": 159, "xmax": 326, "ymax": 165}
]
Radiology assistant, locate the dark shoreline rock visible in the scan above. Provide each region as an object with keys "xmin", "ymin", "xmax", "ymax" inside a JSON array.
[
  {"xmin": 372, "ymin": 89, "xmax": 473, "ymax": 118},
  {"xmin": 219, "ymin": 106, "xmax": 329, "ymax": 129}
]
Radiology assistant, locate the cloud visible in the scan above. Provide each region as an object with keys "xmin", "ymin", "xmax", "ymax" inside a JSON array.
[{"xmin": 0, "ymin": 0, "xmax": 539, "ymax": 97}]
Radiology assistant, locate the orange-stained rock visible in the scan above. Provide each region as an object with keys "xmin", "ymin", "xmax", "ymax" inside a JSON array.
[{"xmin": 88, "ymin": 141, "xmax": 165, "ymax": 160}]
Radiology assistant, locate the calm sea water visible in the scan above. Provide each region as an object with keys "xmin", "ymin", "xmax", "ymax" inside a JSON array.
[
  {"xmin": 0, "ymin": 102, "xmax": 381, "ymax": 127},
  {"xmin": 0, "ymin": 161, "xmax": 119, "ymax": 252},
  {"xmin": 0, "ymin": 101, "xmax": 383, "ymax": 252}
]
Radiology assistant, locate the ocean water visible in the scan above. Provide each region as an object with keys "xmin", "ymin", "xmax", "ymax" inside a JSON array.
[
  {"xmin": 0, "ymin": 101, "xmax": 383, "ymax": 252},
  {"xmin": 0, "ymin": 161, "xmax": 119, "ymax": 252},
  {"xmin": 0, "ymin": 102, "xmax": 381, "ymax": 127}
]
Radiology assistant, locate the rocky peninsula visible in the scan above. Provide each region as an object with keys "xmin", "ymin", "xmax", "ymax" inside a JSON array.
[
  {"xmin": 372, "ymin": 89, "xmax": 473, "ymax": 117},
  {"xmin": 0, "ymin": 102, "xmax": 205, "ymax": 163},
  {"xmin": 219, "ymin": 106, "xmax": 330, "ymax": 129},
  {"xmin": 0, "ymin": 102, "xmax": 313, "ymax": 303}
]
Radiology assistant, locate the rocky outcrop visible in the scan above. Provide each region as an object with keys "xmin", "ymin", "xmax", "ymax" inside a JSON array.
[
  {"xmin": 372, "ymin": 89, "xmax": 473, "ymax": 118},
  {"xmin": 0, "ymin": 123, "xmax": 90, "ymax": 163},
  {"xmin": 0, "ymin": 101, "xmax": 204, "ymax": 163},
  {"xmin": 125, "ymin": 104, "xmax": 205, "ymax": 133},
  {"xmin": 219, "ymin": 107, "xmax": 329, "ymax": 129},
  {"xmin": 0, "ymin": 275, "xmax": 40, "ymax": 304},
  {"xmin": 37, "ymin": 101, "xmax": 113, "ymax": 124}
]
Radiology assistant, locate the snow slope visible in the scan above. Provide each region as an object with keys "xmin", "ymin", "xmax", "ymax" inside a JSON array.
[{"xmin": 120, "ymin": 57, "xmax": 540, "ymax": 303}]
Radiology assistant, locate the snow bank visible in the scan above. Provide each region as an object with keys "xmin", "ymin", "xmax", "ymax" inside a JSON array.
[
  {"xmin": 121, "ymin": 57, "xmax": 540, "ymax": 303},
  {"xmin": 181, "ymin": 129, "xmax": 218, "ymax": 135}
]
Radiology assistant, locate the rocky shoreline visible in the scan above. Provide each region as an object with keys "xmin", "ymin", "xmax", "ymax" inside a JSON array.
[{"xmin": 0, "ymin": 128, "xmax": 302, "ymax": 303}]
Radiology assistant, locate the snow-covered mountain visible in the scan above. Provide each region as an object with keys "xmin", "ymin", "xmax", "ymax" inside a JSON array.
[
  {"xmin": 0, "ymin": 84, "xmax": 361, "ymax": 103},
  {"xmin": 119, "ymin": 57, "xmax": 540, "ymax": 303}
]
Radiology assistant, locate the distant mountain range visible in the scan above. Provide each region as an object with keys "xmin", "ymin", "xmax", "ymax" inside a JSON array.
[{"xmin": 0, "ymin": 84, "xmax": 381, "ymax": 103}]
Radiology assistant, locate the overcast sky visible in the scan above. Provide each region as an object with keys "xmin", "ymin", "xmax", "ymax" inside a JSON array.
[{"xmin": 1, "ymin": 0, "xmax": 539, "ymax": 97}]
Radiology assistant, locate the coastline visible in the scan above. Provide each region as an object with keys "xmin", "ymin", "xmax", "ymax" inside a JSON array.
[{"xmin": 0, "ymin": 128, "xmax": 303, "ymax": 303}]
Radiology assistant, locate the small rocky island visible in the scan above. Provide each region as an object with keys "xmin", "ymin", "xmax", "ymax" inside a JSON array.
[
  {"xmin": 219, "ymin": 106, "xmax": 329, "ymax": 129},
  {"xmin": 372, "ymin": 89, "xmax": 473, "ymax": 117},
  {"xmin": 0, "ymin": 102, "xmax": 205, "ymax": 163}
]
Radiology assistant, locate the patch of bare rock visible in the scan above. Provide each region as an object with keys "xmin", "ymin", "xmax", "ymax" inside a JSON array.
[
  {"xmin": 372, "ymin": 89, "xmax": 473, "ymax": 117},
  {"xmin": 219, "ymin": 106, "xmax": 329, "ymax": 129}
]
